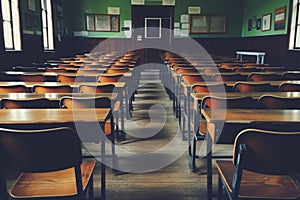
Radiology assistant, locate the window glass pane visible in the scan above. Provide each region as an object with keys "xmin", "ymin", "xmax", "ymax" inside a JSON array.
[
  {"xmin": 43, "ymin": 28, "xmax": 48, "ymax": 48},
  {"xmin": 11, "ymin": 0, "xmax": 21, "ymax": 50},
  {"xmin": 42, "ymin": 10, "xmax": 47, "ymax": 27},
  {"xmin": 3, "ymin": 21, "xmax": 13, "ymax": 49},
  {"xmin": 1, "ymin": 0, "xmax": 11, "ymax": 21},
  {"xmin": 295, "ymin": 26, "xmax": 300, "ymax": 48},
  {"xmin": 298, "ymin": 4, "xmax": 300, "ymax": 24}
]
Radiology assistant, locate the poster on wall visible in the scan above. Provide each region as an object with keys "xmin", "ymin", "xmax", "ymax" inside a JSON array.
[{"xmin": 274, "ymin": 6, "xmax": 286, "ymax": 30}]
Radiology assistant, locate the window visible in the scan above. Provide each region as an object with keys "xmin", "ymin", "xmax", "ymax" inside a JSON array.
[
  {"xmin": 1, "ymin": 0, "xmax": 21, "ymax": 51},
  {"xmin": 289, "ymin": 0, "xmax": 300, "ymax": 50},
  {"xmin": 41, "ymin": 0, "xmax": 54, "ymax": 50}
]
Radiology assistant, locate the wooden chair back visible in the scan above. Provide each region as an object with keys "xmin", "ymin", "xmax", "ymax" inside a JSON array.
[
  {"xmin": 278, "ymin": 82, "xmax": 300, "ymax": 92},
  {"xmin": 57, "ymin": 74, "xmax": 96, "ymax": 82},
  {"xmin": 1, "ymin": 98, "xmax": 59, "ymax": 109},
  {"xmin": 281, "ymin": 72, "xmax": 300, "ymax": 80},
  {"xmin": 258, "ymin": 95, "xmax": 300, "ymax": 109},
  {"xmin": 175, "ymin": 68, "xmax": 200, "ymax": 74},
  {"xmin": 192, "ymin": 83, "xmax": 229, "ymax": 93},
  {"xmin": 97, "ymin": 74, "xmax": 123, "ymax": 82},
  {"xmin": 201, "ymin": 96, "xmax": 259, "ymax": 109},
  {"xmin": 106, "ymin": 67, "xmax": 129, "ymax": 74},
  {"xmin": 0, "ymin": 85, "xmax": 27, "ymax": 93},
  {"xmin": 181, "ymin": 74, "xmax": 209, "ymax": 85},
  {"xmin": 32, "ymin": 85, "xmax": 72, "ymax": 93},
  {"xmin": 79, "ymin": 84, "xmax": 115, "ymax": 93},
  {"xmin": 248, "ymin": 72, "xmax": 281, "ymax": 81},
  {"xmin": 15, "ymin": 74, "xmax": 45, "ymax": 82},
  {"xmin": 60, "ymin": 96, "xmax": 111, "ymax": 109},
  {"xmin": 45, "ymin": 68, "xmax": 68, "ymax": 73},
  {"xmin": 234, "ymin": 129, "xmax": 300, "ymax": 175},
  {"xmin": 233, "ymin": 82, "xmax": 275, "ymax": 92},
  {"xmin": 212, "ymin": 73, "xmax": 247, "ymax": 81}
]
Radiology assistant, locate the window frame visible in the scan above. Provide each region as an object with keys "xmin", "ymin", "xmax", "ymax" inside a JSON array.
[
  {"xmin": 1, "ymin": 0, "xmax": 22, "ymax": 51},
  {"xmin": 41, "ymin": 0, "xmax": 54, "ymax": 51},
  {"xmin": 289, "ymin": 0, "xmax": 300, "ymax": 50}
]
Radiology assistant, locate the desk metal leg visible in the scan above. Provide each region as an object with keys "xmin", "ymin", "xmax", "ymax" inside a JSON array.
[
  {"xmin": 206, "ymin": 134, "xmax": 212, "ymax": 200},
  {"xmin": 101, "ymin": 136, "xmax": 106, "ymax": 200}
]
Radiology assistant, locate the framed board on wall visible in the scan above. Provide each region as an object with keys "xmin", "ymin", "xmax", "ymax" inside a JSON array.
[
  {"xmin": 85, "ymin": 14, "xmax": 120, "ymax": 32},
  {"xmin": 189, "ymin": 14, "xmax": 226, "ymax": 34}
]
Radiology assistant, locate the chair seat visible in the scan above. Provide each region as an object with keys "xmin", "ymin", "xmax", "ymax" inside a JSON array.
[
  {"xmin": 216, "ymin": 160, "xmax": 300, "ymax": 199},
  {"xmin": 10, "ymin": 160, "xmax": 96, "ymax": 198}
]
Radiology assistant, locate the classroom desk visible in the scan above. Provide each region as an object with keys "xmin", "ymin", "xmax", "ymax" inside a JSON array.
[
  {"xmin": 0, "ymin": 82, "xmax": 127, "ymax": 131},
  {"xmin": 0, "ymin": 108, "xmax": 110, "ymax": 200},
  {"xmin": 236, "ymin": 51, "xmax": 266, "ymax": 64},
  {"xmin": 201, "ymin": 108, "xmax": 300, "ymax": 200}
]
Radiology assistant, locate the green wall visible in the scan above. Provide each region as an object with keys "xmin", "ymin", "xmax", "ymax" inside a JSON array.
[
  {"xmin": 63, "ymin": 0, "xmax": 243, "ymax": 38},
  {"xmin": 242, "ymin": 0, "xmax": 289, "ymax": 37},
  {"xmin": 174, "ymin": 0, "xmax": 243, "ymax": 38}
]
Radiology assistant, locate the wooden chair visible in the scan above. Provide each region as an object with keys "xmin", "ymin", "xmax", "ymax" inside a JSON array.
[
  {"xmin": 32, "ymin": 85, "xmax": 72, "ymax": 93},
  {"xmin": 219, "ymin": 64, "xmax": 241, "ymax": 69},
  {"xmin": 175, "ymin": 67, "xmax": 200, "ymax": 74},
  {"xmin": 247, "ymin": 72, "xmax": 281, "ymax": 81},
  {"xmin": 261, "ymin": 66, "xmax": 285, "ymax": 72},
  {"xmin": 12, "ymin": 66, "xmax": 40, "ymax": 72},
  {"xmin": 192, "ymin": 83, "xmax": 230, "ymax": 93},
  {"xmin": 15, "ymin": 74, "xmax": 45, "ymax": 82},
  {"xmin": 181, "ymin": 74, "xmax": 209, "ymax": 85},
  {"xmin": 212, "ymin": 73, "xmax": 247, "ymax": 81},
  {"xmin": 281, "ymin": 72, "xmax": 300, "ymax": 80},
  {"xmin": 233, "ymin": 82, "xmax": 275, "ymax": 92},
  {"xmin": 0, "ymin": 127, "xmax": 96, "ymax": 200},
  {"xmin": 216, "ymin": 128, "xmax": 300, "ymax": 200},
  {"xmin": 79, "ymin": 84, "xmax": 115, "ymax": 93},
  {"xmin": 190, "ymin": 96, "xmax": 259, "ymax": 172},
  {"xmin": 278, "ymin": 82, "xmax": 300, "ymax": 92},
  {"xmin": 57, "ymin": 74, "xmax": 96, "ymax": 82},
  {"xmin": 97, "ymin": 74, "xmax": 123, "ymax": 82},
  {"xmin": 1, "ymin": 98, "xmax": 59, "ymax": 109},
  {"xmin": 231, "ymin": 67, "xmax": 257, "ymax": 72},
  {"xmin": 105, "ymin": 67, "xmax": 130, "ymax": 74},
  {"xmin": 258, "ymin": 95, "xmax": 300, "ymax": 109},
  {"xmin": 45, "ymin": 67, "xmax": 68, "ymax": 73},
  {"xmin": 0, "ymin": 85, "xmax": 28, "ymax": 93},
  {"xmin": 60, "ymin": 96, "xmax": 113, "ymax": 136}
]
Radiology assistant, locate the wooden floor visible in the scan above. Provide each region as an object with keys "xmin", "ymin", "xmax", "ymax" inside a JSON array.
[{"xmin": 95, "ymin": 67, "xmax": 225, "ymax": 200}]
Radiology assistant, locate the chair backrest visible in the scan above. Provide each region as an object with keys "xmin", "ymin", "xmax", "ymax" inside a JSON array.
[
  {"xmin": 12, "ymin": 66, "xmax": 39, "ymax": 72},
  {"xmin": 32, "ymin": 85, "xmax": 72, "ymax": 93},
  {"xmin": 0, "ymin": 127, "xmax": 81, "ymax": 172},
  {"xmin": 258, "ymin": 95, "xmax": 300, "ymax": 109},
  {"xmin": 57, "ymin": 74, "xmax": 96, "ymax": 82},
  {"xmin": 248, "ymin": 72, "xmax": 281, "ymax": 81},
  {"xmin": 1, "ymin": 98, "xmax": 59, "ymax": 109},
  {"xmin": 234, "ymin": 129, "xmax": 300, "ymax": 175},
  {"xmin": 181, "ymin": 74, "xmax": 208, "ymax": 85},
  {"xmin": 212, "ymin": 73, "xmax": 247, "ymax": 81},
  {"xmin": 233, "ymin": 82, "xmax": 275, "ymax": 92},
  {"xmin": 201, "ymin": 96, "xmax": 259, "ymax": 109},
  {"xmin": 97, "ymin": 74, "xmax": 123, "ymax": 82},
  {"xmin": 45, "ymin": 68, "xmax": 68, "ymax": 73},
  {"xmin": 278, "ymin": 82, "xmax": 300, "ymax": 92},
  {"xmin": 175, "ymin": 68, "xmax": 200, "ymax": 74},
  {"xmin": 79, "ymin": 84, "xmax": 115, "ymax": 93},
  {"xmin": 261, "ymin": 67, "xmax": 285, "ymax": 72},
  {"xmin": 232, "ymin": 67, "xmax": 257, "ymax": 72},
  {"xmin": 192, "ymin": 83, "xmax": 229, "ymax": 93},
  {"xmin": 220, "ymin": 64, "xmax": 241, "ymax": 69},
  {"xmin": 281, "ymin": 72, "xmax": 300, "ymax": 80},
  {"xmin": 15, "ymin": 74, "xmax": 45, "ymax": 82},
  {"xmin": 105, "ymin": 67, "xmax": 129, "ymax": 74},
  {"xmin": 60, "ymin": 96, "xmax": 111, "ymax": 109},
  {"xmin": 0, "ymin": 85, "xmax": 28, "ymax": 93}
]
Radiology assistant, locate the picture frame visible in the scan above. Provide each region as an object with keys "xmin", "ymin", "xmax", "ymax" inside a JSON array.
[
  {"xmin": 262, "ymin": 13, "xmax": 271, "ymax": 31},
  {"xmin": 189, "ymin": 14, "xmax": 226, "ymax": 34},
  {"xmin": 27, "ymin": 0, "xmax": 36, "ymax": 12},
  {"xmin": 274, "ymin": 6, "xmax": 286, "ymax": 30},
  {"xmin": 252, "ymin": 16, "xmax": 257, "ymax": 29},
  {"xmin": 248, "ymin": 19, "xmax": 252, "ymax": 31},
  {"xmin": 85, "ymin": 14, "xmax": 120, "ymax": 32},
  {"xmin": 256, "ymin": 18, "xmax": 261, "ymax": 30}
]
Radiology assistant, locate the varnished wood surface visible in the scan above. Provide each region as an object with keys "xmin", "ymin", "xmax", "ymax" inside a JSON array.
[
  {"xmin": 0, "ymin": 92, "xmax": 118, "ymax": 101},
  {"xmin": 202, "ymin": 108, "xmax": 300, "ymax": 123},
  {"xmin": 216, "ymin": 161, "xmax": 300, "ymax": 199},
  {"xmin": 0, "ymin": 81, "xmax": 126, "ymax": 88},
  {"xmin": 0, "ymin": 108, "xmax": 110, "ymax": 124},
  {"xmin": 10, "ymin": 160, "xmax": 96, "ymax": 198},
  {"xmin": 5, "ymin": 71, "xmax": 132, "ymax": 77}
]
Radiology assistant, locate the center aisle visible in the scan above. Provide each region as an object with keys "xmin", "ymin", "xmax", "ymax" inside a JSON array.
[{"xmin": 100, "ymin": 66, "xmax": 213, "ymax": 199}]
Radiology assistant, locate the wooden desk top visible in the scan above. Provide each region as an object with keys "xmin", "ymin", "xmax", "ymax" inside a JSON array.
[
  {"xmin": 0, "ymin": 93, "xmax": 118, "ymax": 101},
  {"xmin": 0, "ymin": 82, "xmax": 126, "ymax": 88},
  {"xmin": 5, "ymin": 71, "xmax": 132, "ymax": 77},
  {"xmin": 0, "ymin": 108, "xmax": 110, "ymax": 124},
  {"xmin": 202, "ymin": 109, "xmax": 300, "ymax": 123}
]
